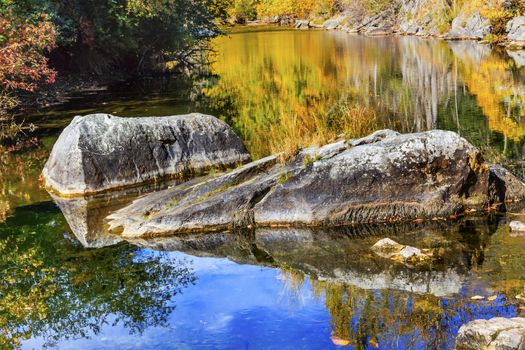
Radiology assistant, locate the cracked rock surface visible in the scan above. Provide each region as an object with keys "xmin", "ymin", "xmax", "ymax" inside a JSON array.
[
  {"xmin": 42, "ymin": 113, "xmax": 250, "ymax": 196},
  {"xmin": 107, "ymin": 129, "xmax": 525, "ymax": 238}
]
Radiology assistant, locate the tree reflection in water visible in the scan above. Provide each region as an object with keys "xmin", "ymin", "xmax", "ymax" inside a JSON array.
[
  {"xmin": 0, "ymin": 202, "xmax": 196, "ymax": 349},
  {"xmin": 206, "ymin": 32, "xmax": 525, "ymax": 161},
  {"xmin": 303, "ymin": 279, "xmax": 516, "ymax": 349}
]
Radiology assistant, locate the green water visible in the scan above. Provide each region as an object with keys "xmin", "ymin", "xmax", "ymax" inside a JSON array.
[{"xmin": 1, "ymin": 29, "xmax": 525, "ymax": 349}]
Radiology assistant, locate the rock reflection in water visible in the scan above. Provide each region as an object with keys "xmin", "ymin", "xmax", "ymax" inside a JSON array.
[
  {"xmin": 129, "ymin": 219, "xmax": 488, "ymax": 297},
  {"xmin": 49, "ymin": 180, "xmax": 180, "ymax": 248},
  {"xmin": 126, "ymin": 217, "xmax": 520, "ymax": 349},
  {"xmin": 51, "ymin": 194, "xmax": 124, "ymax": 248}
]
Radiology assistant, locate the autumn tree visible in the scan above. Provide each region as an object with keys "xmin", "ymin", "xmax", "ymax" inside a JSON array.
[{"xmin": 0, "ymin": 8, "xmax": 56, "ymax": 113}]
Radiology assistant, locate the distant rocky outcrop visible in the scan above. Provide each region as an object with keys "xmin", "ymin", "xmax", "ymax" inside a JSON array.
[
  {"xmin": 42, "ymin": 113, "xmax": 250, "ymax": 196},
  {"xmin": 446, "ymin": 11, "xmax": 491, "ymax": 40},
  {"xmin": 507, "ymin": 17, "xmax": 525, "ymax": 47},
  {"xmin": 322, "ymin": 15, "xmax": 348, "ymax": 30},
  {"xmin": 107, "ymin": 129, "xmax": 525, "ymax": 238},
  {"xmin": 296, "ymin": 2, "xmax": 525, "ymax": 46},
  {"xmin": 455, "ymin": 317, "xmax": 525, "ymax": 350}
]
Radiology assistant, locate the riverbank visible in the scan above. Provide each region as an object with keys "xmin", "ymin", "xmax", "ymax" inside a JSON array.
[
  {"xmin": 226, "ymin": 0, "xmax": 524, "ymax": 49},
  {"xmin": 294, "ymin": 10, "xmax": 525, "ymax": 49}
]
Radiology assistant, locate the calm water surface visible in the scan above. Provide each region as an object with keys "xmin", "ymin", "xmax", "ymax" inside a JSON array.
[{"xmin": 2, "ymin": 29, "xmax": 525, "ymax": 349}]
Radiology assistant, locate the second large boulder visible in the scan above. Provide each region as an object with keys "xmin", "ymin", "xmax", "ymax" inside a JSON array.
[{"xmin": 107, "ymin": 130, "xmax": 525, "ymax": 238}]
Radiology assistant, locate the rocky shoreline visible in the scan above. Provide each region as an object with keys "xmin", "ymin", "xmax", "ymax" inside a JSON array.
[{"xmin": 294, "ymin": 8, "xmax": 525, "ymax": 49}]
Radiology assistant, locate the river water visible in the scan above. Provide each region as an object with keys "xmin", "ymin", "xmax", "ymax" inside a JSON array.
[{"xmin": 2, "ymin": 28, "xmax": 525, "ymax": 349}]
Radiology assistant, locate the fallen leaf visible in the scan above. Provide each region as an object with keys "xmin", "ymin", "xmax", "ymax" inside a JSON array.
[
  {"xmin": 488, "ymin": 295, "xmax": 497, "ymax": 301},
  {"xmin": 471, "ymin": 295, "xmax": 485, "ymax": 300}
]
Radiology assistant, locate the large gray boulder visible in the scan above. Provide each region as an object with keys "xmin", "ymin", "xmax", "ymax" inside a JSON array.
[
  {"xmin": 107, "ymin": 130, "xmax": 525, "ymax": 238},
  {"xmin": 507, "ymin": 16, "xmax": 525, "ymax": 47},
  {"xmin": 446, "ymin": 11, "xmax": 491, "ymax": 40},
  {"xmin": 455, "ymin": 317, "xmax": 525, "ymax": 350},
  {"xmin": 42, "ymin": 113, "xmax": 250, "ymax": 196}
]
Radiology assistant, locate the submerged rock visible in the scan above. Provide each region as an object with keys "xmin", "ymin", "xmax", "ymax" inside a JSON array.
[
  {"xmin": 107, "ymin": 129, "xmax": 525, "ymax": 238},
  {"xmin": 455, "ymin": 317, "xmax": 525, "ymax": 350},
  {"xmin": 42, "ymin": 113, "xmax": 249, "ymax": 196},
  {"xmin": 446, "ymin": 11, "xmax": 491, "ymax": 40},
  {"xmin": 371, "ymin": 238, "xmax": 432, "ymax": 265}
]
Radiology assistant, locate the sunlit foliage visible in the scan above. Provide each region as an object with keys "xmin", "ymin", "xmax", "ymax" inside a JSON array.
[{"xmin": 257, "ymin": 0, "xmax": 338, "ymax": 19}]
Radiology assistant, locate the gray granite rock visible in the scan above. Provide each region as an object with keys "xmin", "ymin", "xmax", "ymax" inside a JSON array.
[
  {"xmin": 510, "ymin": 221, "xmax": 525, "ymax": 232},
  {"xmin": 371, "ymin": 238, "xmax": 432, "ymax": 265},
  {"xmin": 107, "ymin": 130, "xmax": 525, "ymax": 238},
  {"xmin": 508, "ymin": 17, "xmax": 525, "ymax": 47},
  {"xmin": 42, "ymin": 113, "xmax": 250, "ymax": 196},
  {"xmin": 447, "ymin": 11, "xmax": 491, "ymax": 40},
  {"xmin": 295, "ymin": 20, "xmax": 311, "ymax": 29},
  {"xmin": 508, "ymin": 50, "xmax": 525, "ymax": 67},
  {"xmin": 323, "ymin": 15, "xmax": 347, "ymax": 30},
  {"xmin": 399, "ymin": 19, "xmax": 423, "ymax": 35},
  {"xmin": 456, "ymin": 317, "xmax": 525, "ymax": 350}
]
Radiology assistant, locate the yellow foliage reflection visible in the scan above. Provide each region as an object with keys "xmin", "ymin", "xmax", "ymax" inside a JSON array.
[{"xmin": 206, "ymin": 30, "xmax": 525, "ymax": 160}]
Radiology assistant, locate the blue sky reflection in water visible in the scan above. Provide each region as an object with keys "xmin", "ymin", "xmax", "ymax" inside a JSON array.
[{"xmin": 20, "ymin": 248, "xmax": 519, "ymax": 350}]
